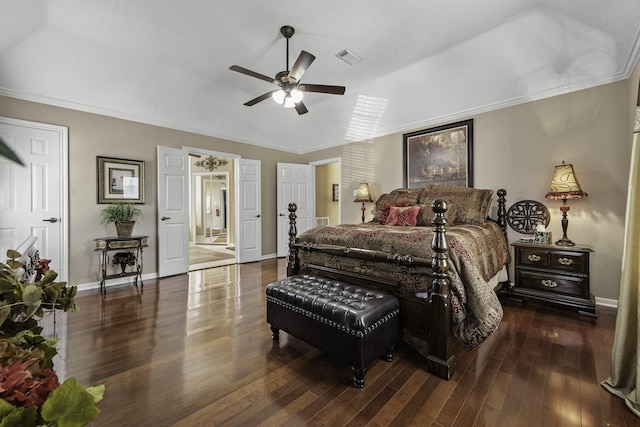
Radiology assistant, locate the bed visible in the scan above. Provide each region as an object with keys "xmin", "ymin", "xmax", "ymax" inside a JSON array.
[{"xmin": 286, "ymin": 185, "xmax": 509, "ymax": 379}]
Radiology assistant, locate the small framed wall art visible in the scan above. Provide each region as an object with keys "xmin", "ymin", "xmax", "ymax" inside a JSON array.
[
  {"xmin": 97, "ymin": 156, "xmax": 145, "ymax": 204},
  {"xmin": 403, "ymin": 119, "xmax": 474, "ymax": 188}
]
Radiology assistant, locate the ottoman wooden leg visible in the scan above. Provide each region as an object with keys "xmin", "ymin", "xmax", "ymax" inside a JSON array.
[
  {"xmin": 382, "ymin": 345, "xmax": 395, "ymax": 362},
  {"xmin": 351, "ymin": 367, "xmax": 366, "ymax": 388},
  {"xmin": 270, "ymin": 325, "xmax": 280, "ymax": 341}
]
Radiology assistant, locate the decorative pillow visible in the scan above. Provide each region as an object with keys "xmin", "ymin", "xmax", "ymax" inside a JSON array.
[
  {"xmin": 371, "ymin": 193, "xmax": 395, "ymax": 222},
  {"xmin": 389, "ymin": 188, "xmax": 421, "ymax": 206},
  {"xmin": 372, "ymin": 189, "xmax": 421, "ymax": 223},
  {"xmin": 417, "ymin": 185, "xmax": 493, "ymax": 225},
  {"xmin": 379, "ymin": 201, "xmax": 410, "ymax": 224},
  {"xmin": 385, "ymin": 205, "xmax": 421, "ymax": 226}
]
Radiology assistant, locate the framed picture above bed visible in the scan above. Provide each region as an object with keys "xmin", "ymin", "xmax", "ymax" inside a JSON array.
[{"xmin": 403, "ymin": 119, "xmax": 474, "ymax": 188}]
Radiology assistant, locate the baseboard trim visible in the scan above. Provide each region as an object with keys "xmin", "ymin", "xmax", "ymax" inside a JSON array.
[
  {"xmin": 595, "ymin": 297, "xmax": 618, "ymax": 309},
  {"xmin": 77, "ymin": 272, "xmax": 158, "ymax": 292}
]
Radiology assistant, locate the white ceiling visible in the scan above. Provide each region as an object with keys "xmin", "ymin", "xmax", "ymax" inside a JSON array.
[{"xmin": 1, "ymin": 1, "xmax": 639, "ymax": 154}]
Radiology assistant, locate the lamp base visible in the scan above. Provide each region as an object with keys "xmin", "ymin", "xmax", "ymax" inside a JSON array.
[
  {"xmin": 555, "ymin": 199, "xmax": 575, "ymax": 246},
  {"xmin": 555, "ymin": 237, "xmax": 575, "ymax": 247}
]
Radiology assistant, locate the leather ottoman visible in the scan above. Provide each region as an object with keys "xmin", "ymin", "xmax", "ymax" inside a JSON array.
[{"xmin": 266, "ymin": 274, "xmax": 400, "ymax": 388}]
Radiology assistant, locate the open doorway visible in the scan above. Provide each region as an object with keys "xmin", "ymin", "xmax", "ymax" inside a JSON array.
[
  {"xmin": 312, "ymin": 158, "xmax": 341, "ymax": 227},
  {"xmin": 188, "ymin": 153, "xmax": 236, "ymax": 270}
]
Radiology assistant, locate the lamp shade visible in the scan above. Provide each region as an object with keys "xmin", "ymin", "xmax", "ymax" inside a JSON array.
[
  {"xmin": 354, "ymin": 181, "xmax": 373, "ymax": 203},
  {"xmin": 545, "ymin": 162, "xmax": 587, "ymax": 200}
]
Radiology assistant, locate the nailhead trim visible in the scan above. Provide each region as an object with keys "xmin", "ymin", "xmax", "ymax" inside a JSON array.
[{"xmin": 266, "ymin": 295, "xmax": 399, "ymax": 338}]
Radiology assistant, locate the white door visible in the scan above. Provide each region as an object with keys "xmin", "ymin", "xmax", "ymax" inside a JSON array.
[
  {"xmin": 237, "ymin": 159, "xmax": 261, "ymax": 263},
  {"xmin": 0, "ymin": 117, "xmax": 68, "ymax": 280},
  {"xmin": 276, "ymin": 163, "xmax": 312, "ymax": 257},
  {"xmin": 157, "ymin": 146, "xmax": 189, "ymax": 277}
]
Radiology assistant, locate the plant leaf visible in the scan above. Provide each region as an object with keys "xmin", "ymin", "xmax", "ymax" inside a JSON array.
[
  {"xmin": 0, "ymin": 305, "xmax": 10, "ymax": 328},
  {"xmin": 0, "ymin": 138, "xmax": 24, "ymax": 166},
  {"xmin": 22, "ymin": 285, "xmax": 43, "ymax": 319},
  {"xmin": 41, "ymin": 377, "xmax": 101, "ymax": 427},
  {"xmin": 6, "ymin": 260, "xmax": 21, "ymax": 269},
  {"xmin": 39, "ymin": 270, "xmax": 58, "ymax": 285},
  {"xmin": 5, "ymin": 250, "xmax": 21, "ymax": 259},
  {"xmin": 0, "ymin": 397, "xmax": 38, "ymax": 426},
  {"xmin": 85, "ymin": 384, "xmax": 106, "ymax": 403}
]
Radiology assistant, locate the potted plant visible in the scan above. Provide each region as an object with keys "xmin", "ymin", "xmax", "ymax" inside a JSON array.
[
  {"xmin": 0, "ymin": 249, "xmax": 104, "ymax": 426},
  {"xmin": 99, "ymin": 203, "xmax": 142, "ymax": 238}
]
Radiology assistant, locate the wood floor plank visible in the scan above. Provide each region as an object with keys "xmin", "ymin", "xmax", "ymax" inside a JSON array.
[
  {"xmin": 42, "ymin": 259, "xmax": 634, "ymax": 426},
  {"xmin": 371, "ymin": 366, "xmax": 429, "ymax": 426},
  {"xmin": 451, "ymin": 356, "xmax": 501, "ymax": 426},
  {"xmin": 400, "ymin": 375, "xmax": 453, "ymax": 426}
]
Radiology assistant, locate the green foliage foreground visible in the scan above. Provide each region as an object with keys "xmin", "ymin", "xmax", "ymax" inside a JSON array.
[{"xmin": 0, "ymin": 251, "xmax": 104, "ymax": 426}]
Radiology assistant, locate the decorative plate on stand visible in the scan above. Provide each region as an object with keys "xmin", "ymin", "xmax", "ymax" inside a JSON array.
[{"xmin": 507, "ymin": 200, "xmax": 550, "ymax": 234}]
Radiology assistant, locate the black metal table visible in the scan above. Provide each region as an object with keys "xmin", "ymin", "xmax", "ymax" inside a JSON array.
[{"xmin": 94, "ymin": 235, "xmax": 148, "ymax": 294}]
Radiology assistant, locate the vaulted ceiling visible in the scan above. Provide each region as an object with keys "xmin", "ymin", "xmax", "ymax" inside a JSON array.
[{"xmin": 1, "ymin": 1, "xmax": 639, "ymax": 153}]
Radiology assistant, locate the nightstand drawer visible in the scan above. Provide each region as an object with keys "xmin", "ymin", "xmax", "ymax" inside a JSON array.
[
  {"xmin": 549, "ymin": 251, "xmax": 588, "ymax": 274},
  {"xmin": 515, "ymin": 270, "xmax": 588, "ymax": 299},
  {"xmin": 517, "ymin": 247, "xmax": 549, "ymax": 268}
]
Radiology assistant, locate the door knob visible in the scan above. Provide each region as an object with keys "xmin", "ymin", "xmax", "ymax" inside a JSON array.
[
  {"xmin": 161, "ymin": 216, "xmax": 171, "ymax": 221},
  {"xmin": 255, "ymin": 214, "xmax": 261, "ymax": 218},
  {"xmin": 279, "ymin": 213, "xmax": 285, "ymax": 217},
  {"xmin": 42, "ymin": 217, "xmax": 58, "ymax": 223}
]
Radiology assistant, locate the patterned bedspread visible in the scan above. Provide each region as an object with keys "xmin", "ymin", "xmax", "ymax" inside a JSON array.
[{"xmin": 297, "ymin": 221, "xmax": 510, "ymax": 350}]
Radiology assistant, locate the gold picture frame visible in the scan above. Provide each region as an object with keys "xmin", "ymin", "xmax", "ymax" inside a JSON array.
[{"xmin": 97, "ymin": 156, "xmax": 145, "ymax": 204}]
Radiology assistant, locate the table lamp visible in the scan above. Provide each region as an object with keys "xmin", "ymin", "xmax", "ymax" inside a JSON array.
[
  {"xmin": 354, "ymin": 181, "xmax": 373, "ymax": 223},
  {"xmin": 545, "ymin": 161, "xmax": 587, "ymax": 246}
]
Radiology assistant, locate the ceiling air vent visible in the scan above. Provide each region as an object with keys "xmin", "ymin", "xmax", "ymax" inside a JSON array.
[{"xmin": 336, "ymin": 48, "xmax": 362, "ymax": 65}]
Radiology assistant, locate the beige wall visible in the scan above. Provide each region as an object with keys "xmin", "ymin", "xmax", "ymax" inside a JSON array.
[
  {"xmin": 303, "ymin": 72, "xmax": 640, "ymax": 302},
  {"xmin": 0, "ymin": 96, "xmax": 302, "ymax": 286},
  {"xmin": 2, "ymin": 69, "xmax": 638, "ymax": 300}
]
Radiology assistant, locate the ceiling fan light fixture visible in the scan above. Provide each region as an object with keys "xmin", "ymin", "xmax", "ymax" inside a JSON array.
[
  {"xmin": 290, "ymin": 88, "xmax": 303, "ymax": 103},
  {"xmin": 283, "ymin": 96, "xmax": 296, "ymax": 108},
  {"xmin": 272, "ymin": 89, "xmax": 285, "ymax": 104}
]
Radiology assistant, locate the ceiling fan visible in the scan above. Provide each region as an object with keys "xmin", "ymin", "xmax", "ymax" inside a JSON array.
[{"xmin": 229, "ymin": 25, "xmax": 346, "ymax": 115}]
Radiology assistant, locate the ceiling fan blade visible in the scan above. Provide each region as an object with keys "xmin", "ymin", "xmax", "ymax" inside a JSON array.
[
  {"xmin": 288, "ymin": 51, "xmax": 315, "ymax": 83},
  {"xmin": 298, "ymin": 84, "xmax": 346, "ymax": 95},
  {"xmin": 230, "ymin": 65, "xmax": 276, "ymax": 84},
  {"xmin": 244, "ymin": 90, "xmax": 278, "ymax": 106},
  {"xmin": 294, "ymin": 101, "xmax": 308, "ymax": 115}
]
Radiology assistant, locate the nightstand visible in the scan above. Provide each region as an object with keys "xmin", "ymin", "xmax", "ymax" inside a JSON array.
[{"xmin": 511, "ymin": 242, "xmax": 596, "ymax": 317}]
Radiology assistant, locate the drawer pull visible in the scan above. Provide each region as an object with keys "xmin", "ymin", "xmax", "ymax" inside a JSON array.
[
  {"xmin": 541, "ymin": 279, "xmax": 558, "ymax": 288},
  {"xmin": 527, "ymin": 254, "xmax": 541, "ymax": 262},
  {"xmin": 558, "ymin": 257, "xmax": 574, "ymax": 266}
]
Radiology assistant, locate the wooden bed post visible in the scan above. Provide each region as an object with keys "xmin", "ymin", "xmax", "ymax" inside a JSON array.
[
  {"xmin": 426, "ymin": 198, "xmax": 455, "ymax": 379},
  {"xmin": 497, "ymin": 189, "xmax": 507, "ymax": 236},
  {"xmin": 495, "ymin": 189, "xmax": 511, "ymax": 293},
  {"xmin": 287, "ymin": 202, "xmax": 300, "ymax": 276}
]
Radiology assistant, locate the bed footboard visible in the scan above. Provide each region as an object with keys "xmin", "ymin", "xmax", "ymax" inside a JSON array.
[{"xmin": 286, "ymin": 199, "xmax": 457, "ymax": 379}]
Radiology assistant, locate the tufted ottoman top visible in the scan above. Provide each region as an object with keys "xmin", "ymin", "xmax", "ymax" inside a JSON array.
[{"xmin": 266, "ymin": 275, "xmax": 399, "ymax": 332}]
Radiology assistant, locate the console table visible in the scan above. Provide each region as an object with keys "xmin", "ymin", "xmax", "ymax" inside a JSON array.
[{"xmin": 94, "ymin": 235, "xmax": 148, "ymax": 294}]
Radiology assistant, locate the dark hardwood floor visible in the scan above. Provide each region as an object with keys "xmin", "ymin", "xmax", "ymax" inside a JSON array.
[{"xmin": 47, "ymin": 258, "xmax": 638, "ymax": 426}]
